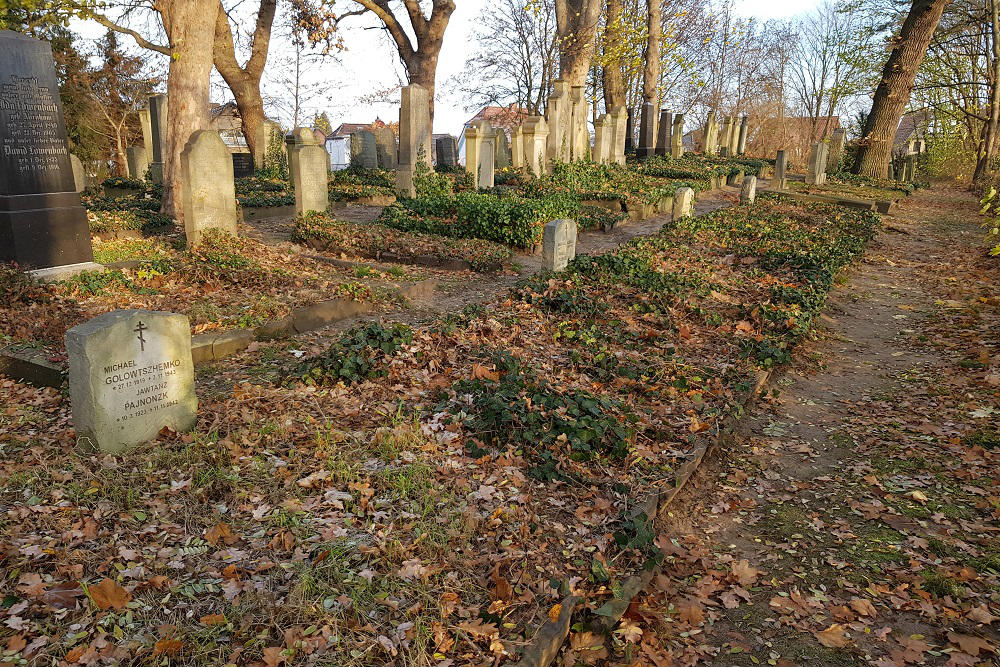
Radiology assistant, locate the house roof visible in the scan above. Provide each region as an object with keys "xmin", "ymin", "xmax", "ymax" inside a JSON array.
[
  {"xmin": 330, "ymin": 119, "xmax": 389, "ymax": 139},
  {"xmin": 893, "ymin": 111, "xmax": 930, "ymax": 149},
  {"xmin": 465, "ymin": 105, "xmax": 531, "ymax": 133}
]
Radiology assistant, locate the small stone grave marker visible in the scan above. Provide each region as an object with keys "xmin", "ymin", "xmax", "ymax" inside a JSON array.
[
  {"xmin": 543, "ymin": 218, "xmax": 577, "ymax": 272},
  {"xmin": 672, "ymin": 187, "xmax": 694, "ymax": 219},
  {"xmin": 740, "ymin": 175, "xmax": 757, "ymax": 205},
  {"xmin": 67, "ymin": 309, "xmax": 197, "ymax": 453}
]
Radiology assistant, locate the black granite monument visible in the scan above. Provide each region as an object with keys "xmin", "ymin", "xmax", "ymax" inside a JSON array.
[{"xmin": 0, "ymin": 30, "xmax": 93, "ymax": 269}]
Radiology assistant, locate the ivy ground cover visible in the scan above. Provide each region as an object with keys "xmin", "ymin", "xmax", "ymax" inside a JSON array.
[{"xmin": 0, "ymin": 195, "xmax": 879, "ymax": 665}]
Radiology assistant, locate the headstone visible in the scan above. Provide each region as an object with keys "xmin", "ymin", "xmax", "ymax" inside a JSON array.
[
  {"xmin": 0, "ymin": 30, "xmax": 95, "ymax": 270},
  {"xmin": 126, "ymin": 146, "xmax": 149, "ymax": 180},
  {"xmin": 495, "ymin": 129, "xmax": 511, "ymax": 169},
  {"xmin": 180, "ymin": 130, "xmax": 237, "ymax": 246},
  {"xmin": 70, "ymin": 154, "xmax": 85, "ymax": 192},
  {"xmin": 719, "ymin": 117, "xmax": 733, "ymax": 155},
  {"xmin": 350, "ymin": 130, "xmax": 377, "ymax": 169},
  {"xmin": 736, "ymin": 116, "xmax": 749, "ymax": 155},
  {"xmin": 727, "ymin": 169, "xmax": 745, "ymax": 187},
  {"xmin": 510, "ymin": 126, "xmax": 525, "ymax": 169},
  {"xmin": 592, "ymin": 113, "xmax": 612, "ymax": 164},
  {"xmin": 521, "ymin": 116, "xmax": 549, "ymax": 176},
  {"xmin": 624, "ymin": 107, "xmax": 635, "ymax": 154},
  {"xmin": 609, "ymin": 107, "xmax": 628, "ymax": 165},
  {"xmin": 66, "ymin": 309, "xmax": 197, "ymax": 453},
  {"xmin": 288, "ymin": 133, "xmax": 328, "ymax": 215},
  {"xmin": 903, "ymin": 154, "xmax": 916, "ymax": 182},
  {"xmin": 231, "ymin": 153, "xmax": 254, "ymax": 179},
  {"xmin": 740, "ymin": 175, "xmax": 757, "ymax": 205},
  {"xmin": 655, "ymin": 109, "xmax": 671, "ymax": 156},
  {"xmin": 259, "ymin": 120, "xmax": 285, "ymax": 172},
  {"xmin": 806, "ymin": 142, "xmax": 828, "ymax": 185},
  {"xmin": 671, "ymin": 114, "xmax": 684, "ymax": 159},
  {"xmin": 435, "ymin": 135, "xmax": 458, "ymax": 166},
  {"xmin": 720, "ymin": 146, "xmax": 730, "ymax": 158},
  {"xmin": 545, "ymin": 79, "xmax": 572, "ymax": 164},
  {"xmin": 396, "ymin": 83, "xmax": 432, "ymax": 197},
  {"xmin": 569, "ymin": 85, "xmax": 589, "ymax": 161},
  {"xmin": 464, "ymin": 120, "xmax": 495, "ymax": 189},
  {"xmin": 139, "ymin": 106, "xmax": 152, "ymax": 157},
  {"xmin": 374, "ymin": 126, "xmax": 397, "ymax": 170},
  {"xmin": 672, "ymin": 187, "xmax": 694, "ymax": 219},
  {"xmin": 728, "ymin": 115, "xmax": 740, "ymax": 155},
  {"xmin": 826, "ymin": 128, "xmax": 846, "ymax": 175},
  {"xmin": 637, "ymin": 101, "xmax": 655, "ymax": 158},
  {"xmin": 542, "ymin": 218, "xmax": 577, "ymax": 272},
  {"xmin": 148, "ymin": 94, "xmax": 167, "ymax": 183},
  {"xmin": 703, "ymin": 111, "xmax": 718, "ymax": 155},
  {"xmin": 775, "ymin": 149, "xmax": 788, "ymax": 189}
]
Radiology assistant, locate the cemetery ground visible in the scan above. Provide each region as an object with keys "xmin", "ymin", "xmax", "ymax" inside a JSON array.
[{"xmin": 1, "ymin": 169, "xmax": 997, "ymax": 666}]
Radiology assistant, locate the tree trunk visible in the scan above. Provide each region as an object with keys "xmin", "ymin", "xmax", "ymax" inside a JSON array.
[
  {"xmin": 555, "ymin": 0, "xmax": 602, "ymax": 87},
  {"xmin": 214, "ymin": 0, "xmax": 276, "ymax": 168},
  {"xmin": 602, "ymin": 0, "xmax": 626, "ymax": 109},
  {"xmin": 408, "ymin": 58, "xmax": 439, "ymax": 124},
  {"xmin": 854, "ymin": 0, "xmax": 948, "ymax": 178},
  {"xmin": 642, "ymin": 0, "xmax": 660, "ymax": 105},
  {"xmin": 974, "ymin": 0, "xmax": 1000, "ymax": 184},
  {"xmin": 160, "ymin": 1, "xmax": 217, "ymax": 221}
]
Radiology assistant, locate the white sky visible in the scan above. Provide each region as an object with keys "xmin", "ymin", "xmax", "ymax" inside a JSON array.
[{"xmin": 72, "ymin": 0, "xmax": 819, "ymax": 137}]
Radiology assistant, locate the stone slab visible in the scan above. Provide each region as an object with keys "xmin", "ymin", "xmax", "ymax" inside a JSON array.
[
  {"xmin": 28, "ymin": 261, "xmax": 105, "ymax": 283},
  {"xmin": 0, "ymin": 345, "xmax": 65, "ymax": 387}
]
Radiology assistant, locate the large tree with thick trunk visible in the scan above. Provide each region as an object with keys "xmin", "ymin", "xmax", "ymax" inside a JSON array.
[
  {"xmin": 214, "ymin": 0, "xmax": 277, "ymax": 168},
  {"xmin": 853, "ymin": 0, "xmax": 949, "ymax": 178},
  {"xmin": 601, "ymin": 0, "xmax": 627, "ymax": 109},
  {"xmin": 641, "ymin": 0, "xmax": 660, "ymax": 108},
  {"xmin": 555, "ymin": 0, "xmax": 602, "ymax": 86}
]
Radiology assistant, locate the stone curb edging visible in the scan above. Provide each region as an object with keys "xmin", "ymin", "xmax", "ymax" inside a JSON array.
[
  {"xmin": 300, "ymin": 237, "xmax": 502, "ymax": 273},
  {"xmin": 762, "ymin": 188, "xmax": 893, "ymax": 214},
  {"xmin": 507, "ymin": 369, "xmax": 773, "ymax": 666}
]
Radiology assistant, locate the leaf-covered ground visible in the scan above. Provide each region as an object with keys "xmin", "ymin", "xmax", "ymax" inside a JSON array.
[
  {"xmin": 588, "ymin": 186, "xmax": 1000, "ymax": 667},
  {"xmin": 0, "ymin": 192, "xmax": 885, "ymax": 666}
]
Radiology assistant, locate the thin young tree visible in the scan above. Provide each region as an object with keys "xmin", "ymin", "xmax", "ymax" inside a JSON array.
[{"xmin": 854, "ymin": 0, "xmax": 949, "ymax": 178}]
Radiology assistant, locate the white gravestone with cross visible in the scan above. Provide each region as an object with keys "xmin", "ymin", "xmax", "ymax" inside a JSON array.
[{"xmin": 66, "ymin": 309, "xmax": 197, "ymax": 453}]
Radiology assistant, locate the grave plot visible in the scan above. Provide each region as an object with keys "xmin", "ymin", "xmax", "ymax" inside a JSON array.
[
  {"xmin": 0, "ymin": 232, "xmax": 439, "ymax": 357},
  {"xmin": 83, "ymin": 184, "xmax": 173, "ymax": 240},
  {"xmin": 785, "ymin": 172, "xmax": 918, "ymax": 201},
  {"xmin": 0, "ymin": 195, "xmax": 880, "ymax": 666},
  {"xmin": 235, "ymin": 176, "xmax": 295, "ymax": 220},
  {"xmin": 328, "ymin": 166, "xmax": 398, "ymax": 206}
]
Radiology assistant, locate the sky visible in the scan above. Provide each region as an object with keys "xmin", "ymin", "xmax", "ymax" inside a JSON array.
[{"xmin": 72, "ymin": 0, "xmax": 820, "ymax": 138}]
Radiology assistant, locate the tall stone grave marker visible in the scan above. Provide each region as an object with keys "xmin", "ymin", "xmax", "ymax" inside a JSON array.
[
  {"xmin": 671, "ymin": 114, "xmax": 684, "ymax": 159},
  {"xmin": 775, "ymin": 149, "xmax": 788, "ymax": 189},
  {"xmin": 139, "ymin": 106, "xmax": 152, "ymax": 157},
  {"xmin": 826, "ymin": 128, "xmax": 846, "ymax": 175},
  {"xmin": 148, "ymin": 94, "xmax": 167, "ymax": 183},
  {"xmin": 288, "ymin": 130, "xmax": 329, "ymax": 215},
  {"xmin": 67, "ymin": 309, "xmax": 197, "ymax": 453},
  {"xmin": 350, "ymin": 130, "xmax": 377, "ymax": 168},
  {"xmin": 609, "ymin": 107, "xmax": 628, "ymax": 165},
  {"xmin": 637, "ymin": 101, "xmax": 656, "ymax": 158},
  {"xmin": 736, "ymin": 116, "xmax": 749, "ymax": 155},
  {"xmin": 569, "ymin": 85, "xmax": 589, "ymax": 160},
  {"xmin": 655, "ymin": 109, "xmax": 672, "ymax": 156},
  {"xmin": 436, "ymin": 135, "xmax": 458, "ymax": 166},
  {"xmin": 465, "ymin": 120, "xmax": 496, "ymax": 189},
  {"xmin": 0, "ymin": 30, "xmax": 94, "ymax": 270},
  {"xmin": 181, "ymin": 130, "xmax": 237, "ymax": 246},
  {"xmin": 521, "ymin": 116, "xmax": 549, "ymax": 175},
  {"xmin": 624, "ymin": 107, "xmax": 635, "ymax": 154},
  {"xmin": 719, "ymin": 117, "xmax": 733, "ymax": 156},
  {"xmin": 592, "ymin": 114, "xmax": 612, "ymax": 164},
  {"xmin": 672, "ymin": 187, "xmax": 694, "ymax": 220},
  {"xmin": 542, "ymin": 218, "xmax": 577, "ymax": 272},
  {"xmin": 511, "ymin": 126, "xmax": 525, "ymax": 169},
  {"xmin": 396, "ymin": 83, "xmax": 432, "ymax": 197},
  {"xmin": 374, "ymin": 126, "xmax": 397, "ymax": 170},
  {"xmin": 703, "ymin": 111, "xmax": 718, "ymax": 155},
  {"xmin": 806, "ymin": 142, "xmax": 828, "ymax": 185},
  {"xmin": 740, "ymin": 175, "xmax": 757, "ymax": 205},
  {"xmin": 545, "ymin": 80, "xmax": 572, "ymax": 164},
  {"xmin": 126, "ymin": 146, "xmax": 149, "ymax": 180},
  {"xmin": 495, "ymin": 129, "xmax": 512, "ymax": 169},
  {"xmin": 70, "ymin": 155, "xmax": 85, "ymax": 192}
]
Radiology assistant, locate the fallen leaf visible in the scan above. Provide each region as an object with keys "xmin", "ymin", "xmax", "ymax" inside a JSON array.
[
  {"xmin": 199, "ymin": 614, "xmax": 227, "ymax": 626},
  {"xmin": 814, "ymin": 624, "xmax": 851, "ymax": 648},
  {"xmin": 87, "ymin": 578, "xmax": 131, "ymax": 611},
  {"xmin": 849, "ymin": 597, "xmax": 877, "ymax": 618},
  {"xmin": 731, "ymin": 559, "xmax": 762, "ymax": 586}
]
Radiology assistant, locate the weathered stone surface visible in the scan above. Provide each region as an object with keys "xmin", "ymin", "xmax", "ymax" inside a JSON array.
[
  {"xmin": 655, "ymin": 109, "xmax": 672, "ymax": 156},
  {"xmin": 740, "ymin": 175, "xmax": 757, "ymax": 205},
  {"xmin": 542, "ymin": 218, "xmax": 577, "ymax": 272},
  {"xmin": 592, "ymin": 114, "xmax": 612, "ymax": 164},
  {"xmin": 624, "ymin": 107, "xmax": 635, "ymax": 154},
  {"xmin": 0, "ymin": 344, "xmax": 65, "ymax": 388},
  {"xmin": 139, "ymin": 106, "xmax": 152, "ymax": 156},
  {"xmin": 0, "ymin": 30, "xmax": 93, "ymax": 269},
  {"xmin": 775, "ymin": 149, "xmax": 788, "ymax": 189},
  {"xmin": 827, "ymin": 128, "xmax": 846, "ymax": 175},
  {"xmin": 545, "ymin": 80, "xmax": 572, "ymax": 164},
  {"xmin": 637, "ymin": 101, "xmax": 655, "ymax": 158},
  {"xmin": 126, "ymin": 146, "xmax": 149, "ymax": 180},
  {"xmin": 671, "ymin": 114, "xmax": 684, "ymax": 159},
  {"xmin": 672, "ymin": 187, "xmax": 694, "ymax": 220},
  {"xmin": 727, "ymin": 169, "xmax": 745, "ymax": 187},
  {"xmin": 374, "ymin": 126, "xmax": 397, "ymax": 169},
  {"xmin": 736, "ymin": 116, "xmax": 749, "ymax": 155},
  {"xmin": 703, "ymin": 110, "xmax": 718, "ymax": 154},
  {"xmin": 436, "ymin": 135, "xmax": 458, "ymax": 166},
  {"xmin": 148, "ymin": 94, "xmax": 167, "ymax": 183},
  {"xmin": 66, "ymin": 309, "xmax": 197, "ymax": 453},
  {"xmin": 520, "ymin": 116, "xmax": 549, "ymax": 175},
  {"xmin": 180, "ymin": 130, "xmax": 237, "ymax": 246},
  {"xmin": 569, "ymin": 85, "xmax": 589, "ymax": 160},
  {"xmin": 396, "ymin": 84, "xmax": 431, "ymax": 197},
  {"xmin": 291, "ymin": 299, "xmax": 370, "ymax": 334},
  {"xmin": 511, "ymin": 126, "xmax": 524, "ymax": 168},
  {"xmin": 290, "ymin": 143, "xmax": 329, "ymax": 215},
  {"xmin": 495, "ymin": 129, "xmax": 511, "ymax": 168},
  {"xmin": 350, "ymin": 130, "xmax": 377, "ymax": 168},
  {"xmin": 609, "ymin": 107, "xmax": 628, "ymax": 165},
  {"xmin": 806, "ymin": 142, "xmax": 829, "ymax": 185},
  {"xmin": 465, "ymin": 120, "xmax": 495, "ymax": 189},
  {"xmin": 70, "ymin": 154, "xmax": 85, "ymax": 192}
]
